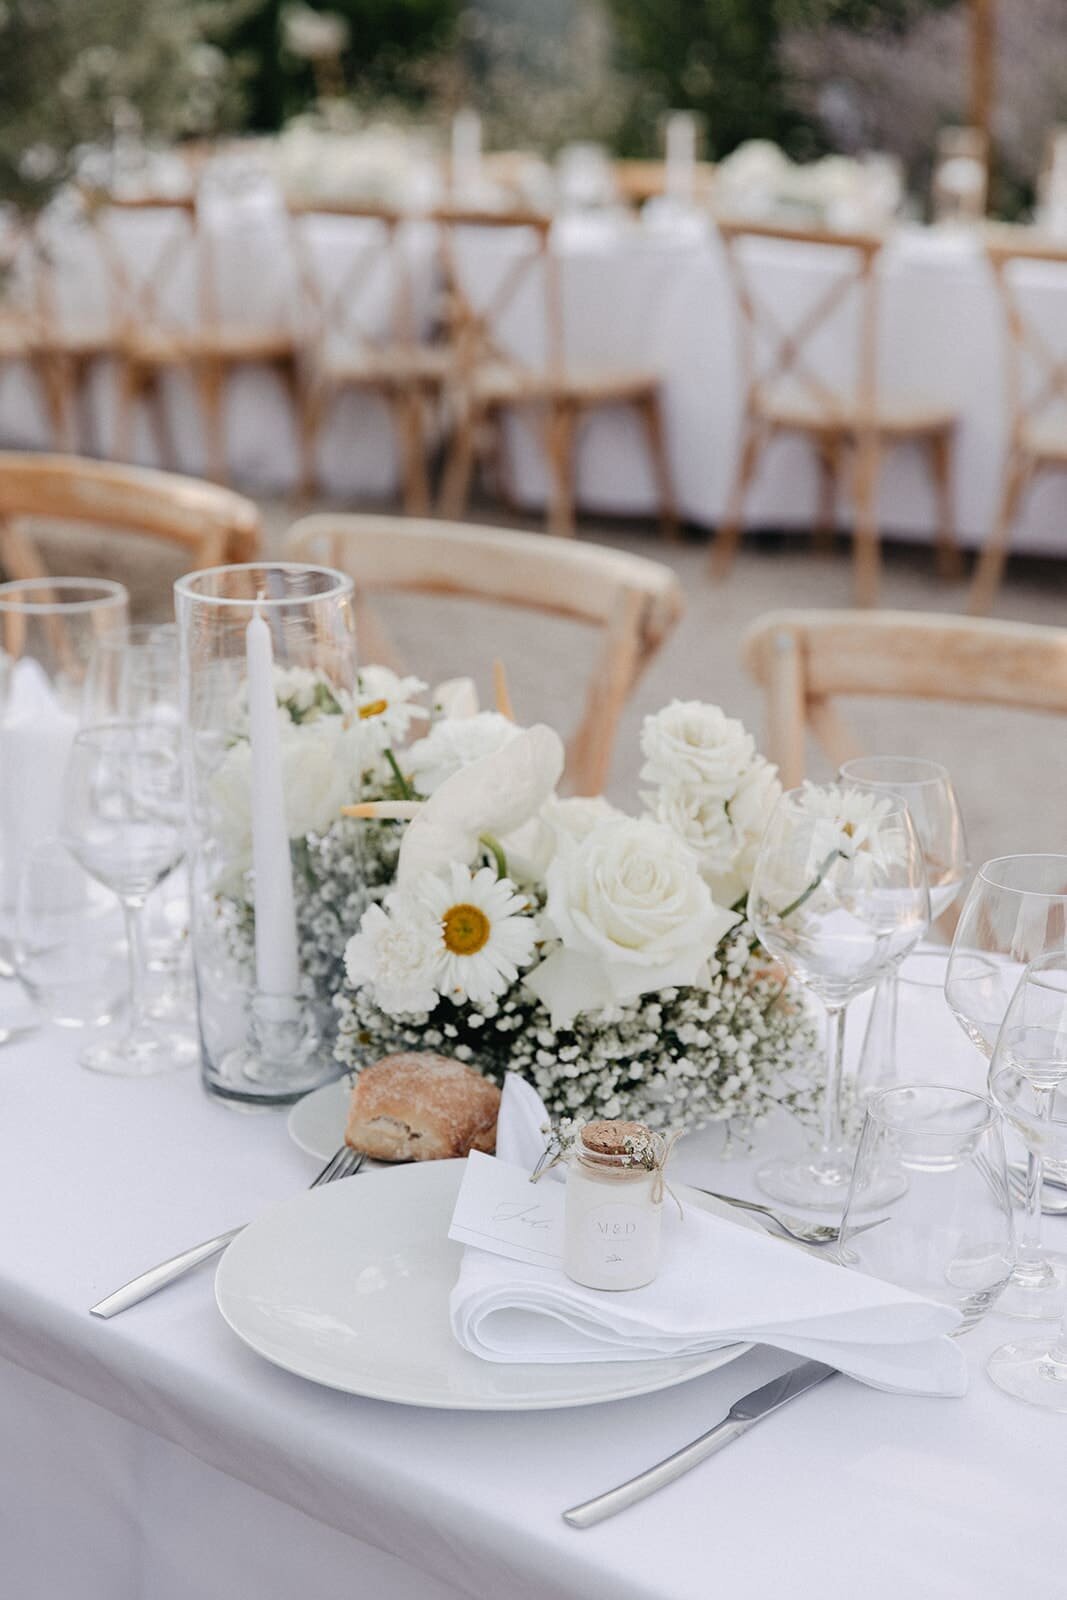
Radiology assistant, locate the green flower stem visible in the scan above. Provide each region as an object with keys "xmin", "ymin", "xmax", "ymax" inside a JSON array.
[
  {"xmin": 480, "ymin": 833, "xmax": 508, "ymax": 880},
  {"xmin": 384, "ymin": 748, "xmax": 414, "ymax": 799},
  {"xmin": 776, "ymin": 848, "xmax": 843, "ymax": 922}
]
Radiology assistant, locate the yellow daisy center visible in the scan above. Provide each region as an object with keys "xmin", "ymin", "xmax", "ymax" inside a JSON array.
[
  {"xmin": 359, "ymin": 698, "xmax": 389, "ymax": 720},
  {"xmin": 442, "ymin": 903, "xmax": 491, "ymax": 956}
]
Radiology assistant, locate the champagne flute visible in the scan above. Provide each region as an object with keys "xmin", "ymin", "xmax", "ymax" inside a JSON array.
[
  {"xmin": 747, "ymin": 783, "xmax": 930, "ymax": 1209},
  {"xmin": 61, "ymin": 722, "xmax": 197, "ymax": 1075},
  {"xmin": 989, "ymin": 1063, "xmax": 1067, "ymax": 1408},
  {"xmin": 839, "ymin": 757, "xmax": 968, "ymax": 1102},
  {"xmin": 946, "ymin": 855, "xmax": 1067, "ymax": 1317}
]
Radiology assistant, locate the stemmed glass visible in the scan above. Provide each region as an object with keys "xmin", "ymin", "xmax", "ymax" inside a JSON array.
[
  {"xmin": 946, "ymin": 855, "xmax": 1067, "ymax": 1317},
  {"xmin": 747, "ymin": 783, "xmax": 930, "ymax": 1209},
  {"xmin": 839, "ymin": 757, "xmax": 968, "ymax": 1101},
  {"xmin": 984, "ymin": 953, "xmax": 1067, "ymax": 1319},
  {"xmin": 83, "ymin": 623, "xmax": 180, "ymax": 728},
  {"xmin": 989, "ymin": 1063, "xmax": 1067, "ymax": 1409},
  {"xmin": 61, "ymin": 722, "xmax": 197, "ymax": 1075}
]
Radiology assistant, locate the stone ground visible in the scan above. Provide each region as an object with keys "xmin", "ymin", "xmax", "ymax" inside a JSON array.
[{"xmin": 36, "ymin": 501, "xmax": 1067, "ymax": 875}]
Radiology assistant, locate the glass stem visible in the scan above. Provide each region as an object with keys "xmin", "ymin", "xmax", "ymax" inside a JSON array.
[
  {"xmin": 121, "ymin": 896, "xmax": 148, "ymax": 1033},
  {"xmin": 1048, "ymin": 1315, "xmax": 1067, "ymax": 1371},
  {"xmin": 821, "ymin": 1004, "xmax": 848, "ymax": 1156},
  {"xmin": 1017, "ymin": 1086, "xmax": 1052, "ymax": 1268},
  {"xmin": 856, "ymin": 972, "xmax": 899, "ymax": 1103}
]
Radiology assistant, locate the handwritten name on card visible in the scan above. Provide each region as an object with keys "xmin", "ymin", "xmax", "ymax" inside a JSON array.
[{"xmin": 448, "ymin": 1150, "xmax": 565, "ymax": 1267}]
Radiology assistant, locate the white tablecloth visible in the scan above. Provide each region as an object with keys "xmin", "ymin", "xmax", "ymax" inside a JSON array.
[
  {"xmin": 3, "ymin": 209, "xmax": 1067, "ymax": 554},
  {"xmin": 0, "ymin": 957, "xmax": 1061, "ymax": 1600}
]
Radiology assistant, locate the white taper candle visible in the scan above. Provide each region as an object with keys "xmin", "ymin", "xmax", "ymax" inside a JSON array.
[{"xmin": 245, "ymin": 607, "xmax": 300, "ymax": 997}]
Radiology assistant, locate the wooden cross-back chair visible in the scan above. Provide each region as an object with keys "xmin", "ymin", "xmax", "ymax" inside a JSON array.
[
  {"xmin": 434, "ymin": 206, "xmax": 677, "ymax": 539},
  {"xmin": 971, "ymin": 227, "xmax": 1067, "ymax": 615},
  {"xmin": 287, "ymin": 199, "xmax": 451, "ymax": 512},
  {"xmin": 0, "ymin": 452, "xmax": 261, "ymax": 586},
  {"xmin": 91, "ymin": 176, "xmax": 309, "ymax": 485},
  {"xmin": 284, "ymin": 512, "xmax": 684, "ymax": 795},
  {"xmin": 742, "ymin": 608, "xmax": 1067, "ymax": 789},
  {"xmin": 711, "ymin": 218, "xmax": 960, "ymax": 606}
]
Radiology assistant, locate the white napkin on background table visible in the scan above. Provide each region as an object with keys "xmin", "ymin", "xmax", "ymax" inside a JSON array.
[
  {"xmin": 0, "ymin": 659, "xmax": 77, "ymax": 909},
  {"xmin": 450, "ymin": 1077, "xmax": 968, "ymax": 1397}
]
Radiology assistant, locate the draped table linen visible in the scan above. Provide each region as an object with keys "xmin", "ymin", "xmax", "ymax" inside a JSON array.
[{"xmin": 0, "ymin": 954, "xmax": 1061, "ymax": 1600}]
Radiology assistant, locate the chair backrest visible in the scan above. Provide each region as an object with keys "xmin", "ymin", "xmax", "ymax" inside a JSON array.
[
  {"xmin": 283, "ymin": 512, "xmax": 684, "ymax": 795},
  {"xmin": 716, "ymin": 217, "xmax": 884, "ymax": 424},
  {"xmin": 288, "ymin": 199, "xmax": 437, "ymax": 362},
  {"xmin": 0, "ymin": 452, "xmax": 261, "ymax": 582},
  {"xmin": 742, "ymin": 608, "xmax": 1067, "ymax": 788},
  {"xmin": 432, "ymin": 206, "xmax": 563, "ymax": 382},
  {"xmin": 984, "ymin": 225, "xmax": 1067, "ymax": 453}
]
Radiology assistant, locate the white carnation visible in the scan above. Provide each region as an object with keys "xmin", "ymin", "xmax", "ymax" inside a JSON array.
[
  {"xmin": 343, "ymin": 895, "xmax": 440, "ymax": 1017},
  {"xmin": 406, "ymin": 712, "xmax": 520, "ymax": 795}
]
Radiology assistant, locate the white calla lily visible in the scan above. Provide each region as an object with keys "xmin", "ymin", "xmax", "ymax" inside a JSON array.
[{"xmin": 397, "ymin": 723, "xmax": 565, "ymax": 885}]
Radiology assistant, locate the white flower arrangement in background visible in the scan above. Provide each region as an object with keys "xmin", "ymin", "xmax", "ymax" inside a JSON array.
[{"xmin": 213, "ymin": 666, "xmax": 820, "ymax": 1131}]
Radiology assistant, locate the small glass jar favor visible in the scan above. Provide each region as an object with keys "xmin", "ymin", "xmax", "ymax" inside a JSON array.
[{"xmin": 564, "ymin": 1120, "xmax": 666, "ymax": 1291}]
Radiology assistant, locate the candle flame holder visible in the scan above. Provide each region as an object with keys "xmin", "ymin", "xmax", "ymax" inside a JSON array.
[{"xmin": 175, "ymin": 562, "xmax": 358, "ymax": 1108}]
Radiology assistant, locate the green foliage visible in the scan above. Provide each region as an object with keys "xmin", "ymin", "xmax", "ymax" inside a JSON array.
[
  {"xmin": 0, "ymin": 0, "xmax": 248, "ymax": 211},
  {"xmin": 227, "ymin": 0, "xmax": 460, "ymax": 131},
  {"xmin": 607, "ymin": 0, "xmax": 958, "ymax": 160}
]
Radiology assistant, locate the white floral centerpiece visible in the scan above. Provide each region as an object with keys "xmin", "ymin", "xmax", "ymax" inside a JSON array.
[{"xmin": 212, "ymin": 668, "xmax": 820, "ymax": 1130}]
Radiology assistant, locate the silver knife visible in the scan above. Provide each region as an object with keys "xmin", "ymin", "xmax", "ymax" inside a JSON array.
[{"xmin": 562, "ymin": 1359, "xmax": 836, "ymax": 1529}]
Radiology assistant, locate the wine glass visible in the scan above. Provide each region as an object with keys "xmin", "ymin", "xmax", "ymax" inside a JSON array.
[
  {"xmin": 946, "ymin": 856, "xmax": 1067, "ymax": 1316},
  {"xmin": 989, "ymin": 1064, "xmax": 1067, "ymax": 1408},
  {"xmin": 13, "ymin": 837, "xmax": 126, "ymax": 1029},
  {"xmin": 83, "ymin": 623, "xmax": 179, "ymax": 727},
  {"xmin": 983, "ymin": 953, "xmax": 1067, "ymax": 1318},
  {"xmin": 839, "ymin": 757, "xmax": 968, "ymax": 1101},
  {"xmin": 61, "ymin": 722, "xmax": 197, "ymax": 1075},
  {"xmin": 747, "ymin": 783, "xmax": 930, "ymax": 1209},
  {"xmin": 839, "ymin": 1085, "xmax": 1014, "ymax": 1331}
]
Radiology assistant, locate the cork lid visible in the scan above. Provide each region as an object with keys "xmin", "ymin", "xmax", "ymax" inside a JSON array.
[{"xmin": 580, "ymin": 1120, "xmax": 651, "ymax": 1156}]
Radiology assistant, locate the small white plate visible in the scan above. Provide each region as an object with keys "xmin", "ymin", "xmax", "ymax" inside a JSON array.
[
  {"xmin": 215, "ymin": 1160, "xmax": 757, "ymax": 1411},
  {"xmin": 287, "ymin": 1076, "xmax": 351, "ymax": 1160}
]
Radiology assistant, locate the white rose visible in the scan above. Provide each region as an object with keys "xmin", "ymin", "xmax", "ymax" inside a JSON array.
[
  {"xmin": 405, "ymin": 712, "xmax": 520, "ymax": 795},
  {"xmin": 646, "ymin": 785, "xmax": 735, "ymax": 877},
  {"xmin": 525, "ymin": 817, "xmax": 740, "ymax": 1026},
  {"xmin": 541, "ymin": 793, "xmax": 625, "ymax": 846},
  {"xmin": 639, "ymin": 700, "xmax": 756, "ymax": 797},
  {"xmin": 724, "ymin": 758, "xmax": 781, "ymax": 888}
]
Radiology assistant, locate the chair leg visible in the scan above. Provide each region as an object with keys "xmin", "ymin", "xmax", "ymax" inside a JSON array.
[
  {"xmin": 635, "ymin": 391, "xmax": 679, "ymax": 540},
  {"xmin": 114, "ymin": 360, "xmax": 141, "ymax": 462},
  {"xmin": 35, "ymin": 353, "xmax": 76, "ymax": 451},
  {"xmin": 278, "ymin": 357, "xmax": 318, "ymax": 499},
  {"xmin": 967, "ymin": 452, "xmax": 1033, "ymax": 616},
  {"xmin": 928, "ymin": 427, "xmax": 963, "ymax": 581},
  {"xmin": 146, "ymin": 371, "xmax": 178, "ymax": 472},
  {"xmin": 813, "ymin": 434, "xmax": 842, "ymax": 555},
  {"xmin": 396, "ymin": 389, "xmax": 431, "ymax": 516},
  {"xmin": 710, "ymin": 414, "xmax": 766, "ymax": 577},
  {"xmin": 545, "ymin": 400, "xmax": 577, "ymax": 537},
  {"xmin": 851, "ymin": 428, "xmax": 883, "ymax": 608},
  {"xmin": 438, "ymin": 401, "xmax": 479, "ymax": 519},
  {"xmin": 194, "ymin": 359, "xmax": 228, "ymax": 483}
]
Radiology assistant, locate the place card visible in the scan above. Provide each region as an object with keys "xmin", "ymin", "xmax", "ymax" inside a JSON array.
[{"xmin": 448, "ymin": 1151, "xmax": 564, "ymax": 1268}]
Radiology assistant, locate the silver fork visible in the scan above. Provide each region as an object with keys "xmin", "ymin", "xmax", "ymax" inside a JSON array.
[
  {"xmin": 694, "ymin": 1188, "xmax": 887, "ymax": 1245},
  {"xmin": 90, "ymin": 1145, "xmax": 365, "ymax": 1319}
]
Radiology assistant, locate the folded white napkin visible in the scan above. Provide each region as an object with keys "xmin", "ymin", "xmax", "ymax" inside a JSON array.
[
  {"xmin": 450, "ymin": 1077, "xmax": 968, "ymax": 1396},
  {"xmin": 0, "ymin": 659, "xmax": 77, "ymax": 908}
]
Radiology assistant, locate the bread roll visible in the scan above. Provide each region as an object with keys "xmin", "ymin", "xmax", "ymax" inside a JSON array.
[{"xmin": 344, "ymin": 1052, "xmax": 501, "ymax": 1162}]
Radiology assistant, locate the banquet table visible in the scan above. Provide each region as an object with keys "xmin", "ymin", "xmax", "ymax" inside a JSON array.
[
  {"xmin": 3, "ymin": 206, "xmax": 1067, "ymax": 555},
  {"xmin": 1, "ymin": 951, "xmax": 1062, "ymax": 1600}
]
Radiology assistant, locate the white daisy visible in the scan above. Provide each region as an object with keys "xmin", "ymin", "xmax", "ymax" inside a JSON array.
[
  {"xmin": 416, "ymin": 862, "xmax": 539, "ymax": 1006},
  {"xmin": 356, "ymin": 665, "xmax": 428, "ymax": 754},
  {"xmin": 343, "ymin": 894, "xmax": 441, "ymax": 1017},
  {"xmin": 406, "ymin": 712, "xmax": 520, "ymax": 796}
]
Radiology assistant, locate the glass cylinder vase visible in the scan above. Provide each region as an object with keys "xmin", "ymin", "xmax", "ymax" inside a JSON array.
[{"xmin": 175, "ymin": 562, "xmax": 359, "ymax": 1107}]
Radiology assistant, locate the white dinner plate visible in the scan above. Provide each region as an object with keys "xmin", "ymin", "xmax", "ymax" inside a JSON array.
[
  {"xmin": 287, "ymin": 1075, "xmax": 351, "ymax": 1160},
  {"xmin": 215, "ymin": 1159, "xmax": 757, "ymax": 1410}
]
